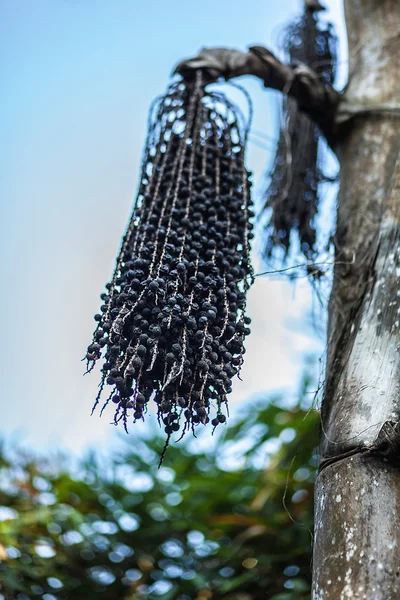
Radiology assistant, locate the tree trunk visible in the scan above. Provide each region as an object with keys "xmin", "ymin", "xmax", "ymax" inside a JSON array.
[{"xmin": 313, "ymin": 0, "xmax": 400, "ymax": 598}]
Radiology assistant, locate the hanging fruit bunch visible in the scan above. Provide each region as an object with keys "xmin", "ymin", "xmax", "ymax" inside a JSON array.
[
  {"xmin": 86, "ymin": 72, "xmax": 254, "ymax": 457},
  {"xmin": 261, "ymin": 2, "xmax": 337, "ymax": 259}
]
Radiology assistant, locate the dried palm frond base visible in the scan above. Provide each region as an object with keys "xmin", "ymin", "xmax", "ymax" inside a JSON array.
[{"xmin": 85, "ymin": 74, "xmax": 254, "ymax": 461}]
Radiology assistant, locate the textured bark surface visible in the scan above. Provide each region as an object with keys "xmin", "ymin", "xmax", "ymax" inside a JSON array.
[
  {"xmin": 322, "ymin": 121, "xmax": 400, "ymax": 456},
  {"xmin": 322, "ymin": 0, "xmax": 400, "ymax": 458},
  {"xmin": 313, "ymin": 0, "xmax": 400, "ymax": 597},
  {"xmin": 314, "ymin": 455, "xmax": 400, "ymax": 600}
]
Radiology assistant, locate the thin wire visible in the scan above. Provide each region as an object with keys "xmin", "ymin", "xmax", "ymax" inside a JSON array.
[
  {"xmin": 255, "ymin": 256, "xmax": 355, "ymax": 278},
  {"xmin": 282, "ymin": 455, "xmax": 314, "ymax": 544}
]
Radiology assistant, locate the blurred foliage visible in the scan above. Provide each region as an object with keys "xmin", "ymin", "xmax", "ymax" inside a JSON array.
[{"xmin": 0, "ymin": 375, "xmax": 319, "ymax": 600}]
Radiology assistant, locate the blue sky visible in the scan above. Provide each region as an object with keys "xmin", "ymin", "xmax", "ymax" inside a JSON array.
[{"xmin": 0, "ymin": 0, "xmax": 346, "ymax": 453}]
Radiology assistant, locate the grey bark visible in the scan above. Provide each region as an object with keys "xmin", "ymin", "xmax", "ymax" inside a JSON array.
[
  {"xmin": 314, "ymin": 0, "xmax": 400, "ymax": 597},
  {"xmin": 314, "ymin": 455, "xmax": 400, "ymax": 600}
]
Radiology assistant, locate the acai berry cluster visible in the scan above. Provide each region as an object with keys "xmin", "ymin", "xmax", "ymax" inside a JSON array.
[{"xmin": 86, "ymin": 74, "xmax": 254, "ymax": 458}]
